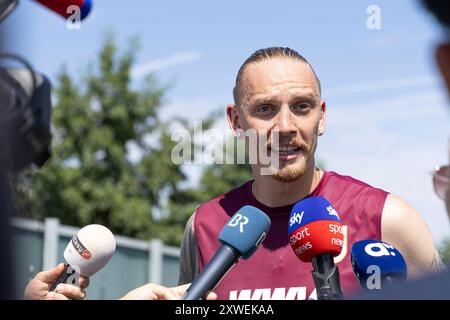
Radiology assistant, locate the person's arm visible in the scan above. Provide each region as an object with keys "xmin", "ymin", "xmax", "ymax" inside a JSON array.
[
  {"xmin": 119, "ymin": 283, "xmax": 217, "ymax": 300},
  {"xmin": 178, "ymin": 212, "xmax": 199, "ymax": 285},
  {"xmin": 24, "ymin": 263, "xmax": 90, "ymax": 300},
  {"xmin": 381, "ymin": 194, "xmax": 445, "ymax": 278}
]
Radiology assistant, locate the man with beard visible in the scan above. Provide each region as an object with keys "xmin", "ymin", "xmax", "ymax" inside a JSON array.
[{"xmin": 178, "ymin": 47, "xmax": 443, "ymax": 300}]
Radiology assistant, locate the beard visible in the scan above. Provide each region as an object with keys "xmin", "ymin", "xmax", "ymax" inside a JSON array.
[
  {"xmin": 271, "ymin": 158, "xmax": 307, "ymax": 183},
  {"xmin": 266, "ymin": 135, "xmax": 315, "ymax": 183}
]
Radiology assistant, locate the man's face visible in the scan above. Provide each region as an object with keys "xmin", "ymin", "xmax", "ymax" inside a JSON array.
[{"xmin": 228, "ymin": 58, "xmax": 326, "ymax": 182}]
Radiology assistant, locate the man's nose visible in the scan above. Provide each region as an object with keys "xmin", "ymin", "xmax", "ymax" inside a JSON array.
[{"xmin": 274, "ymin": 106, "xmax": 297, "ymax": 135}]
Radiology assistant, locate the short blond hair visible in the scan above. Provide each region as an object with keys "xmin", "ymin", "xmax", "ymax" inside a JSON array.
[{"xmin": 233, "ymin": 47, "xmax": 321, "ymax": 107}]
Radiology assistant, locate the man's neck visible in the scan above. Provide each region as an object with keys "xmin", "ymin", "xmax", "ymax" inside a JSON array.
[{"xmin": 252, "ymin": 166, "xmax": 323, "ymax": 208}]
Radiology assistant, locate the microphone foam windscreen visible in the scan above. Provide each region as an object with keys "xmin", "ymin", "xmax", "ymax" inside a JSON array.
[
  {"xmin": 288, "ymin": 196, "xmax": 344, "ymax": 262},
  {"xmin": 351, "ymin": 239, "xmax": 407, "ymax": 287},
  {"xmin": 288, "ymin": 196, "xmax": 341, "ymax": 235},
  {"xmin": 64, "ymin": 224, "xmax": 116, "ymax": 277},
  {"xmin": 219, "ymin": 205, "xmax": 271, "ymax": 259}
]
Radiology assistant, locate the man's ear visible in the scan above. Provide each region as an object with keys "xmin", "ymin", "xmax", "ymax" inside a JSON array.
[
  {"xmin": 226, "ymin": 104, "xmax": 243, "ymax": 137},
  {"xmin": 318, "ymin": 100, "xmax": 327, "ymax": 136},
  {"xmin": 436, "ymin": 43, "xmax": 450, "ymax": 95}
]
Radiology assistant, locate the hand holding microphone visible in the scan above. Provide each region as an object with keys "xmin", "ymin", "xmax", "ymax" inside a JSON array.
[
  {"xmin": 120, "ymin": 283, "xmax": 218, "ymax": 300},
  {"xmin": 25, "ymin": 224, "xmax": 116, "ymax": 300},
  {"xmin": 50, "ymin": 224, "xmax": 116, "ymax": 292},
  {"xmin": 24, "ymin": 263, "xmax": 89, "ymax": 300},
  {"xmin": 182, "ymin": 205, "xmax": 271, "ymax": 300},
  {"xmin": 288, "ymin": 196, "xmax": 345, "ymax": 300}
]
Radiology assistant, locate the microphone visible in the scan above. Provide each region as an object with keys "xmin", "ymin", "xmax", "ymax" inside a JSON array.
[
  {"xmin": 351, "ymin": 239, "xmax": 407, "ymax": 290},
  {"xmin": 182, "ymin": 205, "xmax": 271, "ymax": 300},
  {"xmin": 288, "ymin": 196, "xmax": 345, "ymax": 300},
  {"xmin": 49, "ymin": 224, "xmax": 116, "ymax": 291},
  {"xmin": 0, "ymin": 0, "xmax": 18, "ymax": 22},
  {"xmin": 33, "ymin": 0, "xmax": 92, "ymax": 20}
]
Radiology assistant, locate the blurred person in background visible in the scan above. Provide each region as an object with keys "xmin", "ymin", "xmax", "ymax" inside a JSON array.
[{"xmin": 354, "ymin": 0, "xmax": 450, "ymax": 300}]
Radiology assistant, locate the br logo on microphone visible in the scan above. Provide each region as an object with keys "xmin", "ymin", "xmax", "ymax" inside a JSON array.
[
  {"xmin": 228, "ymin": 214, "xmax": 249, "ymax": 233},
  {"xmin": 365, "ymin": 242, "xmax": 397, "ymax": 257}
]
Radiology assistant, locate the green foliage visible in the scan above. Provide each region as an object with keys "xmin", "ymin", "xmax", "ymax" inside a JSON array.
[
  {"xmin": 439, "ymin": 238, "xmax": 450, "ymax": 265},
  {"xmin": 12, "ymin": 36, "xmax": 252, "ymax": 247}
]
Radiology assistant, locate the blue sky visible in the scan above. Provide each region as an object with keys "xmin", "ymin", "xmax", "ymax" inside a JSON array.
[{"xmin": 3, "ymin": 0, "xmax": 450, "ymax": 245}]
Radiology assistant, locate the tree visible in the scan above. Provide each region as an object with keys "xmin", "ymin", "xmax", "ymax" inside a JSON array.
[
  {"xmin": 12, "ymin": 35, "xmax": 253, "ymax": 247},
  {"xmin": 439, "ymin": 238, "xmax": 450, "ymax": 265},
  {"xmin": 158, "ymin": 121, "xmax": 253, "ymax": 245},
  {"xmin": 14, "ymin": 36, "xmax": 183, "ymax": 241}
]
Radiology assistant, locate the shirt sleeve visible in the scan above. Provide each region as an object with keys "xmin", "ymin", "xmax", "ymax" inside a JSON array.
[{"xmin": 178, "ymin": 212, "xmax": 199, "ymax": 285}]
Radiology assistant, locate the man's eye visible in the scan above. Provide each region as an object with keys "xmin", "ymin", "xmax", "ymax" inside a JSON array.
[
  {"xmin": 292, "ymin": 102, "xmax": 311, "ymax": 111},
  {"xmin": 257, "ymin": 105, "xmax": 274, "ymax": 113}
]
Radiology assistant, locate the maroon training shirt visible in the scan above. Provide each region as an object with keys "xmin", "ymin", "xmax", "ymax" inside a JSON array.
[{"xmin": 194, "ymin": 170, "xmax": 389, "ymax": 300}]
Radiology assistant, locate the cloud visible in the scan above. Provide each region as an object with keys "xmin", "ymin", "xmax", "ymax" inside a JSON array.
[
  {"xmin": 324, "ymin": 75, "xmax": 438, "ymax": 98},
  {"xmin": 319, "ymin": 88, "xmax": 450, "ymax": 244},
  {"xmin": 131, "ymin": 51, "xmax": 203, "ymax": 79}
]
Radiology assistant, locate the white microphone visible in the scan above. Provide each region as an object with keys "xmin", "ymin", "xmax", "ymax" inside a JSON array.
[{"xmin": 49, "ymin": 224, "xmax": 116, "ymax": 291}]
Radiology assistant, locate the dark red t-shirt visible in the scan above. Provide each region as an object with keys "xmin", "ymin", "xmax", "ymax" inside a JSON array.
[{"xmin": 194, "ymin": 170, "xmax": 389, "ymax": 300}]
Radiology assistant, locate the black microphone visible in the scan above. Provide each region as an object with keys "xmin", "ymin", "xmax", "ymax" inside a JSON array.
[{"xmin": 182, "ymin": 205, "xmax": 271, "ymax": 300}]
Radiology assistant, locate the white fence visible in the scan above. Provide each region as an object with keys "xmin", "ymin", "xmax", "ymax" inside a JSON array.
[{"xmin": 11, "ymin": 217, "xmax": 181, "ymax": 299}]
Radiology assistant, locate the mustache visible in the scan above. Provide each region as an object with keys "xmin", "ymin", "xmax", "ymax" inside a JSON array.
[{"xmin": 266, "ymin": 137, "xmax": 308, "ymax": 151}]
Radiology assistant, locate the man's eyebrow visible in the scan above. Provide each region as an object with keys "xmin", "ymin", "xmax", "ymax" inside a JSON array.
[
  {"xmin": 248, "ymin": 92, "xmax": 318, "ymax": 105},
  {"xmin": 290, "ymin": 92, "xmax": 318, "ymax": 101}
]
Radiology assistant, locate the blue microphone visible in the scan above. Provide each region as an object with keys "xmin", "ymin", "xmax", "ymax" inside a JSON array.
[
  {"xmin": 182, "ymin": 205, "xmax": 271, "ymax": 300},
  {"xmin": 351, "ymin": 240, "xmax": 407, "ymax": 290}
]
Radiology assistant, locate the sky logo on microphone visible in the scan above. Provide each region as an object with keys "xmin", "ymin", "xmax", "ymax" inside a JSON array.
[
  {"xmin": 228, "ymin": 214, "xmax": 249, "ymax": 233},
  {"xmin": 326, "ymin": 205, "xmax": 340, "ymax": 219},
  {"xmin": 289, "ymin": 211, "xmax": 304, "ymax": 228}
]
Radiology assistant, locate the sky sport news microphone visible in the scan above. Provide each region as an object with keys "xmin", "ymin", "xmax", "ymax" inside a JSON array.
[
  {"xmin": 351, "ymin": 240, "xmax": 407, "ymax": 290},
  {"xmin": 288, "ymin": 196, "xmax": 345, "ymax": 300},
  {"xmin": 182, "ymin": 205, "xmax": 271, "ymax": 300}
]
